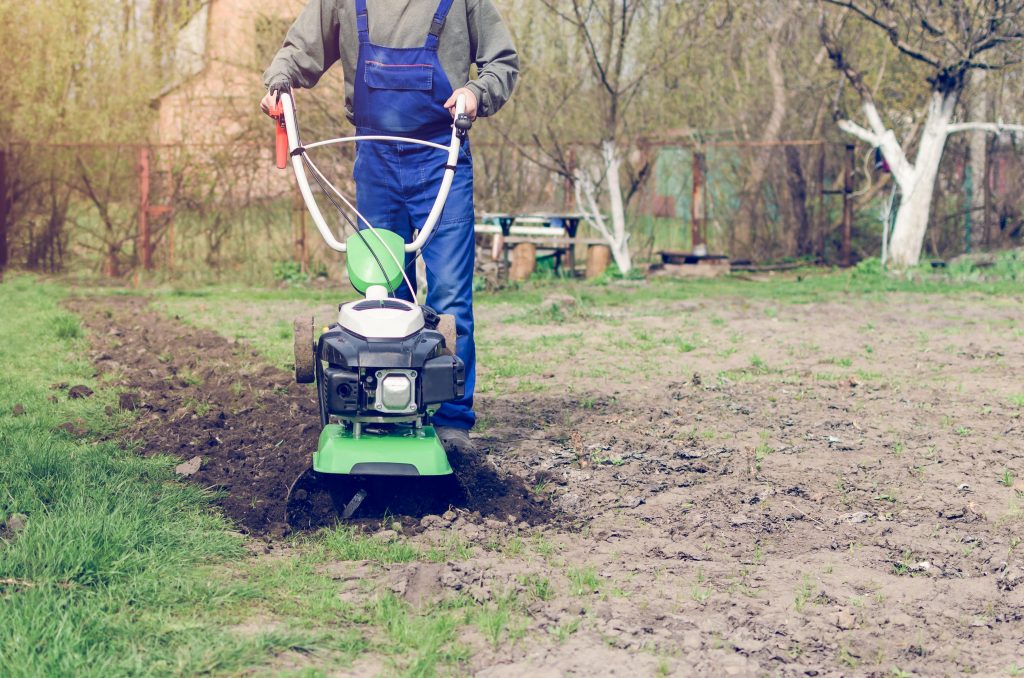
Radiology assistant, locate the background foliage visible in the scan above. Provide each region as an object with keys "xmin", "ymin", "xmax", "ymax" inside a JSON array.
[{"xmin": 1, "ymin": 0, "xmax": 1022, "ymax": 281}]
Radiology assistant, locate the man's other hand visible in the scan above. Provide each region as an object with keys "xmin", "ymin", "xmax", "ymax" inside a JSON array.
[
  {"xmin": 260, "ymin": 82, "xmax": 292, "ymax": 116},
  {"xmin": 260, "ymin": 90, "xmax": 279, "ymax": 116},
  {"xmin": 444, "ymin": 87, "xmax": 478, "ymax": 120}
]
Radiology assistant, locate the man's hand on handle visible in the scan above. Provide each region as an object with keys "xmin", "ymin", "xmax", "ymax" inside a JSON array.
[
  {"xmin": 445, "ymin": 88, "xmax": 478, "ymax": 120},
  {"xmin": 261, "ymin": 81, "xmax": 292, "ymax": 117}
]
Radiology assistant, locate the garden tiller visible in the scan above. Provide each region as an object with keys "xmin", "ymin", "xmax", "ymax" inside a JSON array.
[{"xmin": 269, "ymin": 91, "xmax": 472, "ymax": 527}]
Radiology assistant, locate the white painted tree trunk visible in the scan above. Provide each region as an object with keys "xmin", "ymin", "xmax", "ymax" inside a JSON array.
[
  {"xmin": 574, "ymin": 139, "xmax": 632, "ymax": 274},
  {"xmin": 837, "ymin": 81, "xmax": 1024, "ymax": 267},
  {"xmin": 887, "ymin": 92, "xmax": 956, "ymax": 266},
  {"xmin": 967, "ymin": 71, "xmax": 988, "ymax": 250},
  {"xmin": 838, "ymin": 91, "xmax": 957, "ymax": 267}
]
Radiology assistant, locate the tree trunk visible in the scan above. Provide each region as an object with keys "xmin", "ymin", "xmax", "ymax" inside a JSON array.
[
  {"xmin": 104, "ymin": 246, "xmax": 120, "ymax": 278},
  {"xmin": 573, "ymin": 140, "xmax": 632, "ymax": 275},
  {"xmin": 733, "ymin": 26, "xmax": 787, "ymax": 260},
  {"xmin": 888, "ymin": 91, "xmax": 957, "ymax": 267},
  {"xmin": 967, "ymin": 71, "xmax": 988, "ymax": 251},
  {"xmin": 601, "ymin": 140, "xmax": 632, "ymax": 273},
  {"xmin": 784, "ymin": 146, "xmax": 811, "ymax": 257}
]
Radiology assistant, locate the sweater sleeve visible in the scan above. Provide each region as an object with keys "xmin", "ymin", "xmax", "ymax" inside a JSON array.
[
  {"xmin": 262, "ymin": 0, "xmax": 341, "ymax": 89},
  {"xmin": 463, "ymin": 0, "xmax": 519, "ymax": 117}
]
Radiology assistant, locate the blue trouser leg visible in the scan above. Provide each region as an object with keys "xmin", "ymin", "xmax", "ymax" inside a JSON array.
[{"xmin": 354, "ymin": 137, "xmax": 477, "ymax": 430}]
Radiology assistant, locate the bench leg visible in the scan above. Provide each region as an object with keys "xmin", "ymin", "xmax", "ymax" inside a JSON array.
[
  {"xmin": 586, "ymin": 244, "xmax": 612, "ymax": 279},
  {"xmin": 510, "ymin": 243, "xmax": 537, "ymax": 282}
]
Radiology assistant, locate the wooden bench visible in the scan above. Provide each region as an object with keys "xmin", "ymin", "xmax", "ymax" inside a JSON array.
[{"xmin": 475, "ymin": 213, "xmax": 611, "ymax": 280}]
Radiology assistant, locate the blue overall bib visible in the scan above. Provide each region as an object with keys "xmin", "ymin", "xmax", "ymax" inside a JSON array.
[{"xmin": 352, "ymin": 0, "xmax": 476, "ymax": 431}]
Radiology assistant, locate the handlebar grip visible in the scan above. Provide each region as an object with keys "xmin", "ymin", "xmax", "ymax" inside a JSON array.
[
  {"xmin": 270, "ymin": 101, "xmax": 288, "ymax": 169},
  {"xmin": 453, "ymin": 93, "xmax": 472, "ymax": 139}
]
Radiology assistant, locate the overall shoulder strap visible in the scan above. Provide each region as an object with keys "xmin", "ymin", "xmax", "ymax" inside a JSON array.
[
  {"xmin": 424, "ymin": 0, "xmax": 456, "ymax": 50},
  {"xmin": 355, "ymin": 0, "xmax": 370, "ymax": 44}
]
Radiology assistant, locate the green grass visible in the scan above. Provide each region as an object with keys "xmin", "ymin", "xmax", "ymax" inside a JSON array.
[
  {"xmin": 53, "ymin": 313, "xmax": 83, "ymax": 340},
  {"xmin": 469, "ymin": 591, "xmax": 527, "ymax": 647},
  {"xmin": 314, "ymin": 526, "xmax": 421, "ymax": 563},
  {"xmin": 0, "ymin": 276, "xmax": 282, "ymax": 676},
  {"xmin": 690, "ymin": 568, "xmax": 713, "ymax": 602},
  {"xmin": 567, "ymin": 566, "xmax": 603, "ymax": 596},
  {"xmin": 754, "ymin": 432, "xmax": 774, "ymax": 470},
  {"xmin": 371, "ymin": 593, "xmax": 471, "ymax": 674},
  {"xmin": 473, "ymin": 253, "xmax": 1024, "ymax": 310},
  {"xmin": 518, "ymin": 574, "xmax": 554, "ymax": 602},
  {"xmin": 793, "ymin": 575, "xmax": 816, "ymax": 612}
]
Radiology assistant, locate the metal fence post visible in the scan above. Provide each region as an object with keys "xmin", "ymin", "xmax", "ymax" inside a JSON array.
[
  {"xmin": 138, "ymin": 146, "xmax": 153, "ymax": 270},
  {"xmin": 0, "ymin": 146, "xmax": 8, "ymax": 274},
  {"xmin": 842, "ymin": 144, "xmax": 854, "ymax": 267},
  {"xmin": 691, "ymin": 150, "xmax": 706, "ymax": 251},
  {"xmin": 964, "ymin": 165, "xmax": 974, "ymax": 254},
  {"xmin": 816, "ymin": 146, "xmax": 826, "ymax": 260}
]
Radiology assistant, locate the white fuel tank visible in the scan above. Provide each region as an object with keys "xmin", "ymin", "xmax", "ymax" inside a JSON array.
[{"xmin": 338, "ymin": 298, "xmax": 425, "ymax": 339}]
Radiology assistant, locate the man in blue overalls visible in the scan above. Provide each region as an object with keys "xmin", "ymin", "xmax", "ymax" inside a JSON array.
[{"xmin": 262, "ymin": 1, "xmax": 518, "ymax": 452}]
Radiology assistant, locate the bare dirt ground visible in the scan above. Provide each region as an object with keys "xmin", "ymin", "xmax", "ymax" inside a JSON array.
[{"xmin": 77, "ymin": 284, "xmax": 1024, "ymax": 676}]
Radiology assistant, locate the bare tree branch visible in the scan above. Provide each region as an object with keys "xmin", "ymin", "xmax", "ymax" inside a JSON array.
[{"xmin": 822, "ymin": 0, "xmax": 943, "ymax": 68}]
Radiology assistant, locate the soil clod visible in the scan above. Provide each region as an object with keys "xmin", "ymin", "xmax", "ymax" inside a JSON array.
[
  {"xmin": 539, "ymin": 294, "xmax": 576, "ymax": 315},
  {"xmin": 54, "ymin": 420, "xmax": 88, "ymax": 437},
  {"xmin": 68, "ymin": 385, "xmax": 94, "ymax": 399},
  {"xmin": 175, "ymin": 456, "xmax": 202, "ymax": 477},
  {"xmin": 118, "ymin": 392, "xmax": 142, "ymax": 411},
  {"xmin": 5, "ymin": 513, "xmax": 28, "ymax": 534}
]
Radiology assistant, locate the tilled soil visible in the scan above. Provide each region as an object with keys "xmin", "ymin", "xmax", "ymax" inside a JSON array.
[
  {"xmin": 74, "ymin": 296, "xmax": 547, "ymax": 538},
  {"xmin": 76, "ymin": 290, "xmax": 1024, "ymax": 676}
]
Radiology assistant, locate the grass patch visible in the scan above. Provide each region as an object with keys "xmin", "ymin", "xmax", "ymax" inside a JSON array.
[
  {"xmin": 518, "ymin": 573, "xmax": 555, "ymax": 602},
  {"xmin": 469, "ymin": 591, "xmax": 527, "ymax": 647},
  {"xmin": 53, "ymin": 312, "xmax": 83, "ymax": 340},
  {"xmin": 0, "ymin": 275, "xmax": 289, "ymax": 676},
  {"xmin": 567, "ymin": 566, "xmax": 603, "ymax": 596},
  {"xmin": 754, "ymin": 432, "xmax": 774, "ymax": 470},
  {"xmin": 793, "ymin": 575, "xmax": 816, "ymax": 612},
  {"xmin": 371, "ymin": 593, "xmax": 471, "ymax": 674},
  {"xmin": 691, "ymin": 568, "xmax": 713, "ymax": 602},
  {"xmin": 316, "ymin": 526, "xmax": 421, "ymax": 563}
]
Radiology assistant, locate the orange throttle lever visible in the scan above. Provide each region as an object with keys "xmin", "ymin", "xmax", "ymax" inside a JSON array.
[{"xmin": 270, "ymin": 100, "xmax": 288, "ymax": 169}]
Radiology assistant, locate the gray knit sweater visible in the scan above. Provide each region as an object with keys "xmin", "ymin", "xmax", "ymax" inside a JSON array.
[{"xmin": 263, "ymin": 0, "xmax": 519, "ymax": 120}]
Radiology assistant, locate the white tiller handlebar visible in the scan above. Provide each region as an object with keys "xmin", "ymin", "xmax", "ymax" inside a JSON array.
[{"xmin": 277, "ymin": 91, "xmax": 467, "ymax": 254}]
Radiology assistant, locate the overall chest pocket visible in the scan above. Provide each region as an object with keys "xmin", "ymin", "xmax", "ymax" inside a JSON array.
[{"xmin": 364, "ymin": 61, "xmax": 433, "ymax": 91}]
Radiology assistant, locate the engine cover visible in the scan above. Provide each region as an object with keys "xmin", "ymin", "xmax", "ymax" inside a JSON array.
[
  {"xmin": 316, "ymin": 319, "xmax": 464, "ymax": 422},
  {"xmin": 338, "ymin": 298, "xmax": 425, "ymax": 339}
]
